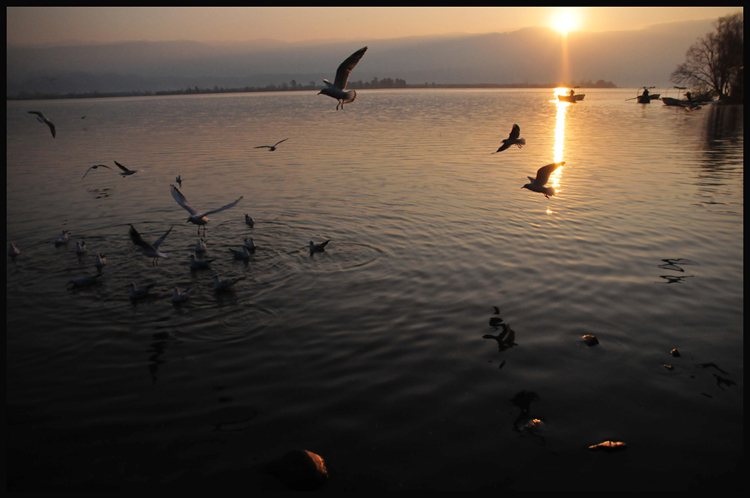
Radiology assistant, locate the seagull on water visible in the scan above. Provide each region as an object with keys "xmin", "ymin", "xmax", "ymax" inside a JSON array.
[
  {"xmin": 54, "ymin": 230, "xmax": 70, "ymax": 246},
  {"xmin": 128, "ymin": 282, "xmax": 155, "ymax": 299},
  {"xmin": 310, "ymin": 239, "xmax": 330, "ymax": 255},
  {"xmin": 194, "ymin": 238, "xmax": 207, "ymax": 253},
  {"xmin": 28, "ymin": 111, "xmax": 56, "ymax": 138},
  {"xmin": 493, "ymin": 124, "xmax": 526, "ymax": 153},
  {"xmin": 522, "ymin": 161, "xmax": 565, "ymax": 199},
  {"xmin": 129, "ymin": 224, "xmax": 173, "ymax": 265},
  {"xmin": 94, "ymin": 252, "xmax": 107, "ymax": 270},
  {"xmin": 228, "ymin": 246, "xmax": 251, "ymax": 260},
  {"xmin": 67, "ymin": 274, "xmax": 102, "ymax": 288},
  {"xmin": 255, "ymin": 138, "xmax": 288, "ymax": 151},
  {"xmin": 319, "ymin": 46, "xmax": 368, "ymax": 110},
  {"xmin": 8, "ymin": 243, "xmax": 21, "ymax": 257},
  {"xmin": 170, "ymin": 185, "xmax": 243, "ymax": 236},
  {"xmin": 114, "ymin": 160, "xmax": 140, "ymax": 178},
  {"xmin": 172, "ymin": 285, "xmax": 194, "ymax": 303},
  {"xmin": 82, "ymin": 164, "xmax": 113, "ymax": 179},
  {"xmin": 245, "ymin": 214, "xmax": 254, "ymax": 227},
  {"xmin": 75, "ymin": 240, "xmax": 87, "ymax": 254},
  {"xmin": 176, "ymin": 175, "xmax": 182, "ymax": 187},
  {"xmin": 188, "ymin": 253, "xmax": 215, "ymax": 269},
  {"xmin": 213, "ymin": 273, "xmax": 244, "ymax": 292},
  {"xmin": 244, "ymin": 237, "xmax": 256, "ymax": 252}
]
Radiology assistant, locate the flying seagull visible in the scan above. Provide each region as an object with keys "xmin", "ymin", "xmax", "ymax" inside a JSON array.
[
  {"xmin": 213, "ymin": 273, "xmax": 245, "ymax": 292},
  {"xmin": 114, "ymin": 160, "xmax": 139, "ymax": 178},
  {"xmin": 28, "ymin": 111, "xmax": 56, "ymax": 138},
  {"xmin": 493, "ymin": 124, "xmax": 526, "ymax": 153},
  {"xmin": 129, "ymin": 224, "xmax": 173, "ymax": 265},
  {"xmin": 522, "ymin": 161, "xmax": 565, "ymax": 199},
  {"xmin": 255, "ymin": 138, "xmax": 289, "ymax": 151},
  {"xmin": 310, "ymin": 239, "xmax": 330, "ymax": 255},
  {"xmin": 170, "ymin": 184, "xmax": 243, "ymax": 236},
  {"xmin": 319, "ymin": 46, "xmax": 368, "ymax": 110},
  {"xmin": 82, "ymin": 164, "xmax": 113, "ymax": 179}
]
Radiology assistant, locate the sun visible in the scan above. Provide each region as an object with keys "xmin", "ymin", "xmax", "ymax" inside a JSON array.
[{"xmin": 553, "ymin": 11, "xmax": 577, "ymax": 35}]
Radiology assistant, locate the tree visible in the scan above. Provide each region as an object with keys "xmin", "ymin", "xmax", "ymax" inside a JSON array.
[{"xmin": 671, "ymin": 12, "xmax": 743, "ymax": 101}]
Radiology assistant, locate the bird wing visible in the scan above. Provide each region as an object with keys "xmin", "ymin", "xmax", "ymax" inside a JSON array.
[
  {"xmin": 170, "ymin": 185, "xmax": 199, "ymax": 216},
  {"xmin": 535, "ymin": 162, "xmax": 564, "ymax": 186},
  {"xmin": 202, "ymin": 195, "xmax": 244, "ymax": 217},
  {"xmin": 46, "ymin": 120, "xmax": 56, "ymax": 138},
  {"xmin": 254, "ymin": 145, "xmax": 271, "ymax": 149},
  {"xmin": 333, "ymin": 46, "xmax": 367, "ymax": 90},
  {"xmin": 114, "ymin": 161, "xmax": 132, "ymax": 173},
  {"xmin": 82, "ymin": 164, "xmax": 111, "ymax": 179},
  {"xmin": 152, "ymin": 225, "xmax": 173, "ymax": 250},
  {"xmin": 273, "ymin": 138, "xmax": 289, "ymax": 147},
  {"xmin": 129, "ymin": 225, "xmax": 156, "ymax": 252},
  {"xmin": 509, "ymin": 124, "xmax": 521, "ymax": 140},
  {"xmin": 493, "ymin": 142, "xmax": 511, "ymax": 153},
  {"xmin": 28, "ymin": 111, "xmax": 44, "ymax": 118}
]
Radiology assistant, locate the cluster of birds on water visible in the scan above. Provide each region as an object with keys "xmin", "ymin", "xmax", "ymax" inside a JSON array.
[{"xmin": 13, "ymin": 45, "xmax": 565, "ymax": 302}]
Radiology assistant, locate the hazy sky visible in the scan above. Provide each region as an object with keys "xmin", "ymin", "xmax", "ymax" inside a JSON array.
[{"xmin": 6, "ymin": 7, "xmax": 742, "ymax": 46}]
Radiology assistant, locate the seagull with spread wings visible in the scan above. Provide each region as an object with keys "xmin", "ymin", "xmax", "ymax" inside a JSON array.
[
  {"xmin": 114, "ymin": 160, "xmax": 140, "ymax": 178},
  {"xmin": 318, "ymin": 47, "xmax": 368, "ymax": 110},
  {"xmin": 255, "ymin": 138, "xmax": 289, "ymax": 151},
  {"xmin": 522, "ymin": 162, "xmax": 565, "ymax": 199},
  {"xmin": 28, "ymin": 111, "xmax": 56, "ymax": 138},
  {"xmin": 82, "ymin": 164, "xmax": 113, "ymax": 179},
  {"xmin": 170, "ymin": 185, "xmax": 243, "ymax": 236},
  {"xmin": 129, "ymin": 224, "xmax": 173, "ymax": 265},
  {"xmin": 493, "ymin": 124, "xmax": 526, "ymax": 153}
]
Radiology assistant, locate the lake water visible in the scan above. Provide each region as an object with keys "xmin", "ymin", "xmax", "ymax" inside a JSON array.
[{"xmin": 7, "ymin": 89, "xmax": 743, "ymax": 491}]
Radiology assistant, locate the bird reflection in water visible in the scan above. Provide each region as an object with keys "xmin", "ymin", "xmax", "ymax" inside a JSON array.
[{"xmin": 657, "ymin": 258, "xmax": 697, "ymax": 284}]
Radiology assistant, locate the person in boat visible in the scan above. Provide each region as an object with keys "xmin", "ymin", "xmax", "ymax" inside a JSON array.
[
  {"xmin": 642, "ymin": 87, "xmax": 650, "ymax": 97},
  {"xmin": 568, "ymin": 89, "xmax": 575, "ymax": 96},
  {"xmin": 685, "ymin": 92, "xmax": 692, "ymax": 102}
]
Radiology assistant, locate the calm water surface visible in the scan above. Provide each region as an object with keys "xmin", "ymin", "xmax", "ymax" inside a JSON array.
[{"xmin": 7, "ymin": 89, "xmax": 743, "ymax": 490}]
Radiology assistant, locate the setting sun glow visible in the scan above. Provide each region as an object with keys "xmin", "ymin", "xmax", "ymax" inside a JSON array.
[{"xmin": 553, "ymin": 11, "xmax": 577, "ymax": 35}]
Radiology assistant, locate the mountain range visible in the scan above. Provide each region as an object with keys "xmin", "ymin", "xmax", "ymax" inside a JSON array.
[{"xmin": 6, "ymin": 19, "xmax": 717, "ymax": 97}]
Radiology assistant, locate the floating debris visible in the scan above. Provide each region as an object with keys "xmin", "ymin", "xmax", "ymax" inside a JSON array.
[
  {"xmin": 588, "ymin": 441, "xmax": 627, "ymax": 451},
  {"xmin": 583, "ymin": 334, "xmax": 599, "ymax": 346},
  {"xmin": 671, "ymin": 349, "xmax": 681, "ymax": 357},
  {"xmin": 663, "ymin": 364, "xmax": 674, "ymax": 370},
  {"xmin": 483, "ymin": 323, "xmax": 517, "ymax": 351},
  {"xmin": 498, "ymin": 360, "xmax": 506, "ymax": 369}
]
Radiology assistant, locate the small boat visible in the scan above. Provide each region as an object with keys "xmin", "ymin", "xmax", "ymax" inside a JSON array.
[
  {"xmin": 636, "ymin": 86, "xmax": 655, "ymax": 104},
  {"xmin": 662, "ymin": 86, "xmax": 689, "ymax": 107},
  {"xmin": 557, "ymin": 89, "xmax": 585, "ymax": 103}
]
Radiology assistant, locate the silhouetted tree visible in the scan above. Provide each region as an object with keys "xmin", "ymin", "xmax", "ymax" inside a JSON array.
[{"xmin": 671, "ymin": 11, "xmax": 743, "ymax": 101}]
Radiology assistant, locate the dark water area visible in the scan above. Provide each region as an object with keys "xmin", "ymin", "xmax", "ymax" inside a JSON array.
[{"xmin": 7, "ymin": 89, "xmax": 743, "ymax": 490}]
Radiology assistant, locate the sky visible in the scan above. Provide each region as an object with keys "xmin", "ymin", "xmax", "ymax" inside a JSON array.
[{"xmin": 6, "ymin": 7, "xmax": 743, "ymax": 46}]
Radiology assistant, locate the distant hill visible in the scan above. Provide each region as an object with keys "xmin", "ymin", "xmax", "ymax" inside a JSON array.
[{"xmin": 6, "ymin": 19, "xmax": 716, "ymax": 97}]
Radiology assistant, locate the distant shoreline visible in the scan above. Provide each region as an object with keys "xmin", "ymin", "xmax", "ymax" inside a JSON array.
[{"xmin": 7, "ymin": 81, "xmax": 618, "ymax": 101}]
